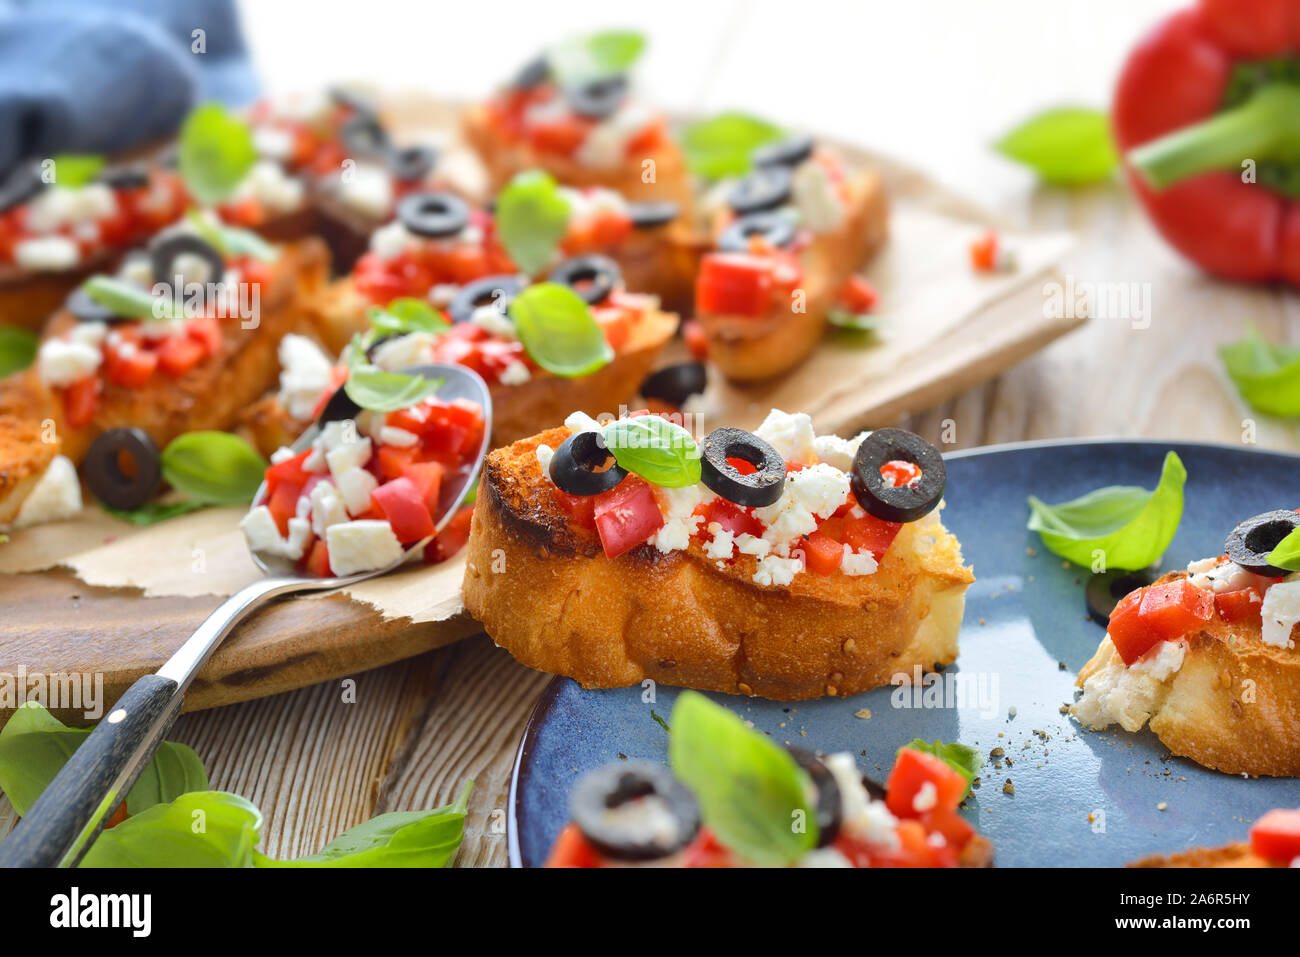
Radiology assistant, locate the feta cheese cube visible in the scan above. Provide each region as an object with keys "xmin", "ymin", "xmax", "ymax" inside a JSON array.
[
  {"xmin": 754, "ymin": 409, "xmax": 817, "ymax": 465},
  {"xmin": 326, "ymin": 520, "xmax": 405, "ymax": 575},
  {"xmin": 326, "ymin": 436, "xmax": 373, "ymax": 483},
  {"xmin": 379, "ymin": 426, "xmax": 419, "ymax": 448},
  {"xmin": 10, "ymin": 455, "xmax": 81, "ymax": 529},
  {"xmin": 498, "ymin": 359, "xmax": 531, "ymax": 385},
  {"xmin": 752, "ymin": 553, "xmax": 803, "ymax": 587},
  {"xmin": 15, "ymin": 236, "xmax": 81, "ymax": 271},
  {"xmin": 369, "ymin": 220, "xmax": 419, "ymax": 261},
  {"xmin": 814, "ymin": 432, "xmax": 866, "ymax": 472},
  {"xmin": 791, "ymin": 158, "xmax": 846, "ymax": 233},
  {"xmin": 840, "ymin": 546, "xmax": 879, "ymax": 576},
  {"xmin": 370, "ymin": 332, "xmax": 435, "ymax": 372},
  {"xmin": 1260, "ymin": 579, "xmax": 1300, "ymax": 648},
  {"xmin": 37, "ymin": 337, "xmax": 102, "ymax": 386},
  {"xmin": 309, "ymin": 480, "xmax": 350, "ymax": 537},
  {"xmin": 335, "ymin": 465, "xmax": 379, "ymax": 516},
  {"xmin": 336, "ymin": 162, "xmax": 394, "ymax": 219}
]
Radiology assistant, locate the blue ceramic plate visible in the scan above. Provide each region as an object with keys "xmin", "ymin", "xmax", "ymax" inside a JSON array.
[{"xmin": 508, "ymin": 440, "xmax": 1300, "ymax": 867}]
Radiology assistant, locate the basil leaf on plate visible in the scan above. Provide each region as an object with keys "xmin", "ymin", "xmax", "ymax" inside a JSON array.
[
  {"xmin": 254, "ymin": 780, "xmax": 472, "ymax": 868},
  {"xmin": 680, "ymin": 112, "xmax": 785, "ymax": 180},
  {"xmin": 50, "ymin": 153, "xmax": 105, "ymax": 188},
  {"xmin": 1026, "ymin": 450, "xmax": 1186, "ymax": 570},
  {"xmin": 668, "ymin": 691, "xmax": 816, "ymax": 866},
  {"xmin": 994, "ymin": 107, "xmax": 1118, "ymax": 186},
  {"xmin": 549, "ymin": 30, "xmax": 646, "ymax": 83},
  {"xmin": 161, "ymin": 431, "xmax": 268, "ymax": 506},
  {"xmin": 495, "ymin": 170, "xmax": 571, "ymax": 275},
  {"xmin": 101, "ymin": 498, "xmax": 209, "ymax": 526},
  {"xmin": 1267, "ymin": 526, "xmax": 1300, "ymax": 572},
  {"xmin": 80, "ymin": 791, "xmax": 262, "ymax": 868},
  {"xmin": 601, "ymin": 415, "xmax": 701, "ymax": 488},
  {"xmin": 0, "ymin": 702, "xmax": 207, "ymax": 818},
  {"xmin": 901, "ymin": 739, "xmax": 982, "ymax": 799},
  {"xmin": 509, "ymin": 281, "xmax": 612, "ymax": 378},
  {"xmin": 82, "ymin": 275, "xmax": 178, "ymax": 320},
  {"xmin": 1219, "ymin": 324, "xmax": 1300, "ymax": 417},
  {"xmin": 368, "ymin": 297, "xmax": 450, "ymax": 337},
  {"xmin": 828, "ymin": 309, "xmax": 880, "ymax": 332},
  {"xmin": 0, "ymin": 325, "xmax": 38, "ymax": 377},
  {"xmin": 187, "ymin": 209, "xmax": 277, "ymax": 262},
  {"xmin": 178, "ymin": 103, "xmax": 257, "ymax": 206}
]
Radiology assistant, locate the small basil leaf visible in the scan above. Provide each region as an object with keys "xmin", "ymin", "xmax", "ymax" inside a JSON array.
[
  {"xmin": 187, "ymin": 210, "xmax": 278, "ymax": 262},
  {"xmin": 82, "ymin": 275, "xmax": 178, "ymax": 320},
  {"xmin": 1266, "ymin": 526, "xmax": 1300, "ymax": 572},
  {"xmin": 668, "ymin": 691, "xmax": 816, "ymax": 867},
  {"xmin": 601, "ymin": 415, "xmax": 701, "ymax": 488},
  {"xmin": 101, "ymin": 499, "xmax": 208, "ymax": 526},
  {"xmin": 178, "ymin": 103, "xmax": 257, "ymax": 206},
  {"xmin": 0, "ymin": 325, "xmax": 39, "ymax": 377},
  {"xmin": 549, "ymin": 30, "xmax": 646, "ymax": 83},
  {"xmin": 254, "ymin": 780, "xmax": 471, "ymax": 868},
  {"xmin": 828, "ymin": 309, "xmax": 880, "ymax": 332},
  {"xmin": 1219, "ymin": 324, "xmax": 1300, "ymax": 417},
  {"xmin": 900, "ymin": 739, "xmax": 982, "ymax": 800},
  {"xmin": 161, "ymin": 431, "xmax": 268, "ymax": 506},
  {"xmin": 495, "ymin": 170, "xmax": 571, "ymax": 275},
  {"xmin": 80, "ymin": 791, "xmax": 262, "ymax": 868},
  {"xmin": 344, "ymin": 367, "xmax": 444, "ymax": 413},
  {"xmin": 508, "ymin": 281, "xmax": 612, "ymax": 378},
  {"xmin": 680, "ymin": 112, "xmax": 785, "ymax": 180},
  {"xmin": 368, "ymin": 297, "xmax": 450, "ymax": 337},
  {"xmin": 50, "ymin": 154, "xmax": 105, "ymax": 188},
  {"xmin": 994, "ymin": 107, "xmax": 1118, "ymax": 186},
  {"xmin": 1026, "ymin": 451, "xmax": 1186, "ymax": 570}
]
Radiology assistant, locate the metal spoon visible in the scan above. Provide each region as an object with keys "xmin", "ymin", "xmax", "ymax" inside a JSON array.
[{"xmin": 0, "ymin": 364, "xmax": 491, "ymax": 868}]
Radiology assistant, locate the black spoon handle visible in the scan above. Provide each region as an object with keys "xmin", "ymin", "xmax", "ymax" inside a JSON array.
[{"xmin": 0, "ymin": 675, "xmax": 182, "ymax": 868}]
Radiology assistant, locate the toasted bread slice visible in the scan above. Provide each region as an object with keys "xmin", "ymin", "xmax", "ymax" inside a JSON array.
[
  {"xmin": 461, "ymin": 426, "xmax": 973, "ymax": 700},
  {"xmin": 1073, "ymin": 571, "xmax": 1300, "ymax": 777}
]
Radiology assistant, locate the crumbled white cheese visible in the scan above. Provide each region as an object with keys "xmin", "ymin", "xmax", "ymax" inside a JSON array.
[
  {"xmin": 1186, "ymin": 557, "xmax": 1262, "ymax": 593},
  {"xmin": 753, "ymin": 463, "xmax": 849, "ymax": 545},
  {"xmin": 68, "ymin": 321, "xmax": 107, "ymax": 349},
  {"xmin": 326, "ymin": 520, "xmax": 405, "ymax": 575},
  {"xmin": 369, "ymin": 220, "xmax": 420, "ymax": 261},
  {"xmin": 911, "ymin": 781, "xmax": 938, "ymax": 814},
  {"xmin": 10, "ymin": 455, "xmax": 81, "ymax": 529},
  {"xmin": 703, "ymin": 523, "xmax": 736, "ymax": 560},
  {"xmin": 379, "ymin": 426, "xmax": 419, "ymax": 448},
  {"xmin": 498, "ymin": 359, "xmax": 531, "ymax": 385},
  {"xmin": 270, "ymin": 446, "xmax": 295, "ymax": 465},
  {"xmin": 791, "ymin": 158, "xmax": 846, "ymax": 233},
  {"xmin": 14, "ymin": 235, "xmax": 81, "ymax": 271},
  {"xmin": 1260, "ymin": 578, "xmax": 1300, "ymax": 648},
  {"xmin": 563, "ymin": 411, "xmax": 602, "ymax": 434},
  {"xmin": 575, "ymin": 101, "xmax": 655, "ymax": 169},
  {"xmin": 536, "ymin": 443, "xmax": 555, "ymax": 479},
  {"xmin": 335, "ymin": 162, "xmax": 394, "ymax": 219},
  {"xmin": 370, "ymin": 332, "xmax": 435, "ymax": 372},
  {"xmin": 240, "ymin": 506, "xmax": 311, "ymax": 561},
  {"xmin": 335, "ymin": 464, "xmax": 378, "ymax": 516},
  {"xmin": 1072, "ymin": 638, "xmax": 1187, "ymax": 732},
  {"xmin": 37, "ymin": 337, "xmax": 102, "ymax": 386},
  {"xmin": 25, "ymin": 183, "xmax": 117, "ymax": 233},
  {"xmin": 470, "ymin": 304, "xmax": 516, "ymax": 339},
  {"xmin": 647, "ymin": 484, "xmax": 712, "ymax": 554},
  {"xmin": 840, "ymin": 545, "xmax": 879, "ymax": 576},
  {"xmin": 735, "ymin": 533, "xmax": 772, "ymax": 558},
  {"xmin": 277, "ymin": 334, "xmax": 335, "ymax": 420},
  {"xmin": 813, "ymin": 432, "xmax": 867, "ymax": 472},
  {"xmin": 796, "ymin": 847, "xmax": 854, "ymax": 868},
  {"xmin": 325, "ymin": 435, "xmax": 373, "ymax": 482},
  {"xmin": 754, "ymin": 409, "xmax": 817, "ymax": 465},
  {"xmin": 253, "ymin": 126, "xmax": 296, "ymax": 162},
  {"xmin": 824, "ymin": 752, "xmax": 899, "ymax": 850},
  {"xmin": 232, "ymin": 160, "xmax": 305, "ymax": 214},
  {"xmin": 309, "ymin": 480, "xmax": 350, "ymax": 537},
  {"xmin": 428, "ymin": 283, "xmax": 460, "ymax": 307},
  {"xmin": 753, "ymin": 553, "xmax": 803, "ymax": 587}
]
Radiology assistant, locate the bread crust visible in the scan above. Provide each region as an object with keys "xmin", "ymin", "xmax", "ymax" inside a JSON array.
[
  {"xmin": 1129, "ymin": 843, "xmax": 1273, "ymax": 868},
  {"xmin": 1075, "ymin": 570, "xmax": 1300, "ymax": 777},
  {"xmin": 462, "ymin": 427, "xmax": 974, "ymax": 700}
]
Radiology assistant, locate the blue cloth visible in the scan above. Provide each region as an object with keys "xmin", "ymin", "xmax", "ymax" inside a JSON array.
[{"xmin": 0, "ymin": 0, "xmax": 258, "ymax": 175}]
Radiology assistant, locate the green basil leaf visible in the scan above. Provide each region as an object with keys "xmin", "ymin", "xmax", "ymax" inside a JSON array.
[
  {"xmin": 508, "ymin": 281, "xmax": 612, "ymax": 378},
  {"xmin": 0, "ymin": 702, "xmax": 207, "ymax": 818},
  {"xmin": 178, "ymin": 103, "xmax": 257, "ymax": 206},
  {"xmin": 161, "ymin": 431, "xmax": 268, "ymax": 506},
  {"xmin": 900, "ymin": 739, "xmax": 982, "ymax": 800},
  {"xmin": 668, "ymin": 691, "xmax": 816, "ymax": 867},
  {"xmin": 994, "ymin": 107, "xmax": 1118, "ymax": 186},
  {"xmin": 601, "ymin": 415, "xmax": 701, "ymax": 488},
  {"xmin": 187, "ymin": 210, "xmax": 278, "ymax": 262},
  {"xmin": 50, "ymin": 153, "xmax": 105, "ymax": 188},
  {"xmin": 82, "ymin": 275, "xmax": 178, "ymax": 320},
  {"xmin": 1219, "ymin": 324, "xmax": 1300, "ymax": 417},
  {"xmin": 101, "ymin": 499, "xmax": 209, "ymax": 526},
  {"xmin": 1266, "ymin": 526, "xmax": 1300, "ymax": 572},
  {"xmin": 0, "ymin": 325, "xmax": 39, "ymax": 377},
  {"xmin": 341, "ymin": 338, "xmax": 445, "ymax": 413},
  {"xmin": 1026, "ymin": 451, "xmax": 1186, "ymax": 570},
  {"xmin": 80, "ymin": 791, "xmax": 262, "ymax": 868},
  {"xmin": 495, "ymin": 170, "xmax": 571, "ymax": 275},
  {"xmin": 368, "ymin": 297, "xmax": 450, "ymax": 337},
  {"xmin": 680, "ymin": 112, "xmax": 786, "ymax": 180},
  {"xmin": 549, "ymin": 30, "xmax": 646, "ymax": 83},
  {"xmin": 254, "ymin": 780, "xmax": 471, "ymax": 868},
  {"xmin": 828, "ymin": 309, "xmax": 880, "ymax": 332}
]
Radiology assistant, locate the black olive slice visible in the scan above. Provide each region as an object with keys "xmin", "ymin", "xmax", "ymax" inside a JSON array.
[
  {"xmin": 98, "ymin": 163, "xmax": 151, "ymax": 190},
  {"xmin": 0, "ymin": 161, "xmax": 45, "ymax": 213},
  {"xmin": 447, "ymin": 273, "xmax": 527, "ymax": 324},
  {"xmin": 728, "ymin": 165, "xmax": 793, "ymax": 216},
  {"xmin": 549, "ymin": 431, "xmax": 627, "ymax": 496},
  {"xmin": 570, "ymin": 760, "xmax": 699, "ymax": 861},
  {"xmin": 329, "ymin": 86, "xmax": 380, "ymax": 118},
  {"xmin": 316, "ymin": 383, "xmax": 362, "ymax": 425},
  {"xmin": 340, "ymin": 112, "xmax": 390, "ymax": 157},
  {"xmin": 699, "ymin": 427, "xmax": 785, "ymax": 508},
  {"xmin": 148, "ymin": 232, "xmax": 225, "ymax": 287},
  {"xmin": 396, "ymin": 190, "xmax": 470, "ymax": 239},
  {"xmin": 1225, "ymin": 509, "xmax": 1300, "ymax": 576},
  {"xmin": 65, "ymin": 286, "xmax": 124, "ymax": 324},
  {"xmin": 850, "ymin": 428, "xmax": 946, "ymax": 523},
  {"xmin": 565, "ymin": 74, "xmax": 628, "ymax": 120},
  {"xmin": 787, "ymin": 749, "xmax": 843, "ymax": 847},
  {"xmin": 387, "ymin": 144, "xmax": 437, "ymax": 184},
  {"xmin": 510, "ymin": 55, "xmax": 551, "ymax": 91},
  {"xmin": 861, "ymin": 775, "xmax": 888, "ymax": 803},
  {"xmin": 639, "ymin": 361, "xmax": 707, "ymax": 408},
  {"xmin": 753, "ymin": 134, "xmax": 816, "ymax": 169},
  {"xmin": 1086, "ymin": 567, "xmax": 1159, "ymax": 626},
  {"xmin": 717, "ymin": 211, "xmax": 797, "ymax": 253},
  {"xmin": 548, "ymin": 254, "xmax": 621, "ymax": 305},
  {"xmin": 627, "ymin": 200, "xmax": 680, "ymax": 230},
  {"xmin": 83, "ymin": 428, "xmax": 163, "ymax": 510}
]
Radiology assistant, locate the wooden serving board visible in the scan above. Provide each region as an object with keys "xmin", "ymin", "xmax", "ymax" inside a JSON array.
[{"xmin": 0, "ymin": 95, "xmax": 1082, "ymax": 722}]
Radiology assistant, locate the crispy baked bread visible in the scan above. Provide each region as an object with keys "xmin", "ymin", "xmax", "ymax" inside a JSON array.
[
  {"xmin": 1073, "ymin": 571, "xmax": 1300, "ymax": 777},
  {"xmin": 0, "ymin": 266, "xmax": 98, "ymax": 333},
  {"xmin": 0, "ymin": 372, "xmax": 60, "ymax": 521},
  {"xmin": 1129, "ymin": 843, "xmax": 1272, "ymax": 868},
  {"xmin": 700, "ymin": 168, "xmax": 889, "ymax": 383},
  {"xmin": 461, "ymin": 426, "xmax": 974, "ymax": 700}
]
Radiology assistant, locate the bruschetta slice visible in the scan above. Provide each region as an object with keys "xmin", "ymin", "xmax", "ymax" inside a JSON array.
[
  {"xmin": 693, "ymin": 137, "xmax": 888, "ymax": 381},
  {"xmin": 1130, "ymin": 807, "xmax": 1300, "ymax": 868},
  {"xmin": 462, "ymin": 411, "xmax": 972, "ymax": 699},
  {"xmin": 1072, "ymin": 510, "xmax": 1300, "ymax": 777}
]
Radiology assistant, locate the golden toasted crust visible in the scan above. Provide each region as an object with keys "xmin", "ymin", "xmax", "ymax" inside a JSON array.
[
  {"xmin": 461, "ymin": 427, "xmax": 974, "ymax": 700},
  {"xmin": 0, "ymin": 267, "xmax": 96, "ymax": 332},
  {"xmin": 701, "ymin": 169, "xmax": 889, "ymax": 383},
  {"xmin": 0, "ymin": 373, "xmax": 60, "ymax": 520},
  {"xmin": 1076, "ymin": 570, "xmax": 1300, "ymax": 777},
  {"xmin": 1130, "ymin": 843, "xmax": 1273, "ymax": 868}
]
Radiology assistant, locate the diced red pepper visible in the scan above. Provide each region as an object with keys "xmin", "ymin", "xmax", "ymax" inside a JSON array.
[
  {"xmin": 304, "ymin": 540, "xmax": 332, "ymax": 578},
  {"xmin": 696, "ymin": 497, "xmax": 763, "ymax": 538},
  {"xmin": 424, "ymin": 503, "xmax": 474, "ymax": 563},
  {"xmin": 401, "ymin": 461, "xmax": 444, "ymax": 513},
  {"xmin": 264, "ymin": 448, "xmax": 313, "ymax": 502},
  {"xmin": 186, "ymin": 316, "xmax": 223, "ymax": 357},
  {"xmin": 371, "ymin": 476, "xmax": 436, "ymax": 544},
  {"xmin": 1215, "ymin": 586, "xmax": 1263, "ymax": 625},
  {"xmin": 593, "ymin": 476, "xmax": 663, "ymax": 559},
  {"xmin": 554, "ymin": 489, "xmax": 597, "ymax": 530},
  {"xmin": 802, "ymin": 530, "xmax": 844, "ymax": 576},
  {"xmin": 681, "ymin": 827, "xmax": 735, "ymax": 868},
  {"xmin": 880, "ymin": 459, "xmax": 922, "ymax": 488},
  {"xmin": 104, "ymin": 346, "xmax": 158, "ymax": 388},
  {"xmin": 696, "ymin": 253, "xmax": 773, "ymax": 318},
  {"xmin": 156, "ymin": 335, "xmax": 207, "ymax": 377},
  {"xmin": 885, "ymin": 747, "xmax": 968, "ymax": 820},
  {"xmin": 1138, "ymin": 578, "xmax": 1214, "ymax": 643},
  {"xmin": 838, "ymin": 275, "xmax": 878, "ymax": 313},
  {"xmin": 376, "ymin": 444, "xmax": 419, "ymax": 481},
  {"xmin": 267, "ymin": 481, "xmax": 302, "ymax": 537},
  {"xmin": 921, "ymin": 808, "xmax": 975, "ymax": 851},
  {"xmin": 1249, "ymin": 808, "xmax": 1300, "ymax": 865},
  {"xmin": 1107, "ymin": 588, "xmax": 1156, "ymax": 665},
  {"xmin": 62, "ymin": 377, "xmax": 99, "ymax": 428},
  {"xmin": 544, "ymin": 823, "xmax": 603, "ymax": 868},
  {"xmin": 840, "ymin": 512, "xmax": 902, "ymax": 560}
]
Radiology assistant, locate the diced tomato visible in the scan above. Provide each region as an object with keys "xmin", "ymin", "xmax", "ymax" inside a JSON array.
[
  {"xmin": 838, "ymin": 275, "xmax": 878, "ymax": 313},
  {"xmin": 728, "ymin": 457, "xmax": 757, "ymax": 476},
  {"xmin": 921, "ymin": 808, "xmax": 975, "ymax": 851},
  {"xmin": 873, "ymin": 819, "xmax": 939, "ymax": 867},
  {"xmin": 1215, "ymin": 586, "xmax": 1263, "ymax": 625},
  {"xmin": 1106, "ymin": 589, "xmax": 1156, "ymax": 665},
  {"xmin": 104, "ymin": 346, "xmax": 158, "ymax": 388},
  {"xmin": 304, "ymin": 540, "xmax": 332, "ymax": 578},
  {"xmin": 527, "ymin": 114, "xmax": 596, "ymax": 156},
  {"xmin": 1249, "ymin": 808, "xmax": 1300, "ymax": 865},
  {"xmin": 267, "ymin": 481, "xmax": 302, "ymax": 537},
  {"xmin": 186, "ymin": 316, "xmax": 223, "ymax": 357},
  {"xmin": 885, "ymin": 747, "xmax": 968, "ymax": 820},
  {"xmin": 545, "ymin": 823, "xmax": 603, "ymax": 868},
  {"xmin": 802, "ymin": 530, "xmax": 844, "ymax": 575},
  {"xmin": 310, "ymin": 367, "xmax": 349, "ymax": 420},
  {"xmin": 592, "ymin": 305, "xmax": 632, "ymax": 352},
  {"xmin": 593, "ymin": 476, "xmax": 663, "ymax": 559},
  {"xmin": 681, "ymin": 828, "xmax": 735, "ymax": 868},
  {"xmin": 1137, "ymin": 579, "xmax": 1214, "ymax": 647},
  {"xmin": 681, "ymin": 319, "xmax": 709, "ymax": 360},
  {"xmin": 970, "ymin": 231, "xmax": 999, "ymax": 272},
  {"xmin": 696, "ymin": 498, "xmax": 763, "ymax": 538},
  {"xmin": 425, "ymin": 503, "xmax": 474, "ymax": 563},
  {"xmin": 264, "ymin": 448, "xmax": 313, "ymax": 501},
  {"xmin": 840, "ymin": 512, "xmax": 902, "ymax": 560},
  {"xmin": 554, "ymin": 489, "xmax": 597, "ymax": 530},
  {"xmin": 62, "ymin": 376, "xmax": 99, "ymax": 428},
  {"xmin": 371, "ymin": 477, "xmax": 436, "ymax": 544},
  {"xmin": 880, "ymin": 459, "xmax": 922, "ymax": 488},
  {"xmin": 156, "ymin": 335, "xmax": 207, "ymax": 377},
  {"xmin": 401, "ymin": 461, "xmax": 444, "ymax": 512},
  {"xmin": 696, "ymin": 253, "xmax": 773, "ymax": 318},
  {"xmin": 376, "ymin": 444, "xmax": 419, "ymax": 481}
]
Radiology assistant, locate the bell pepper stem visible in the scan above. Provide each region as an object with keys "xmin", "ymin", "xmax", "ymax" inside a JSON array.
[{"xmin": 1129, "ymin": 84, "xmax": 1300, "ymax": 190}]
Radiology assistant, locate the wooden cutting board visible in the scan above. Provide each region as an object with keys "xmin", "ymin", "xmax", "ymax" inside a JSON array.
[{"xmin": 0, "ymin": 96, "xmax": 1083, "ymax": 722}]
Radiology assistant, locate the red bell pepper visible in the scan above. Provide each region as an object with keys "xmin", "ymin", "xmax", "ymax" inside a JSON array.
[
  {"xmin": 1250, "ymin": 807, "xmax": 1300, "ymax": 863},
  {"xmin": 1114, "ymin": 0, "xmax": 1300, "ymax": 284}
]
